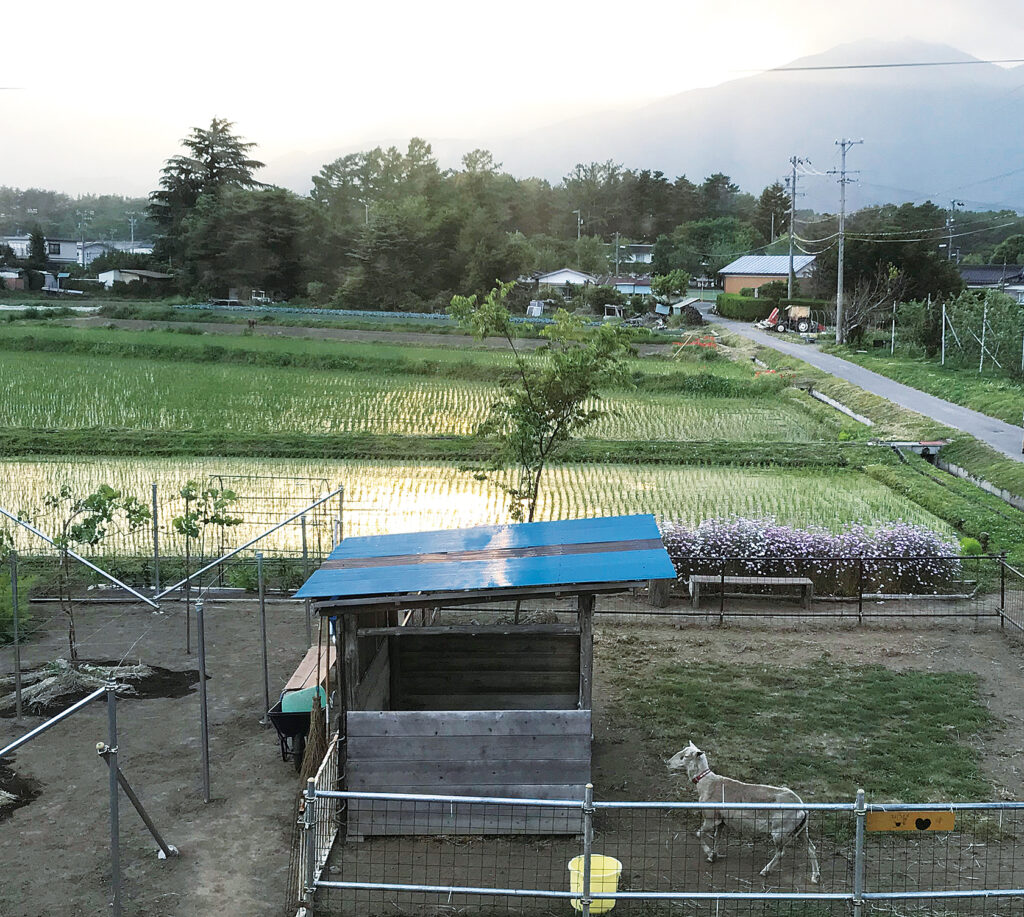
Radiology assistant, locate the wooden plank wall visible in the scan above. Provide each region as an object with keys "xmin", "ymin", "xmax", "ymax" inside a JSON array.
[
  {"xmin": 346, "ymin": 709, "xmax": 591, "ymax": 836},
  {"xmin": 392, "ymin": 632, "xmax": 580, "ymax": 711}
]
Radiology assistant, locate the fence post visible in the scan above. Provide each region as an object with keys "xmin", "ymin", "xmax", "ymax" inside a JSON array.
[
  {"xmin": 302, "ymin": 777, "xmax": 317, "ymax": 909},
  {"xmin": 581, "ymin": 782, "xmax": 594, "ymax": 917},
  {"xmin": 257, "ymin": 552, "xmax": 270, "ymax": 725},
  {"xmin": 302, "ymin": 515, "xmax": 312, "ymax": 647},
  {"xmin": 196, "ymin": 599, "xmax": 211, "ymax": 803},
  {"xmin": 10, "ymin": 550, "xmax": 22, "ymax": 720},
  {"xmin": 151, "ymin": 482, "xmax": 160, "ymax": 593},
  {"xmin": 857, "ymin": 558, "xmax": 864, "ymax": 625},
  {"xmin": 852, "ymin": 788, "xmax": 866, "ymax": 917},
  {"xmin": 719, "ymin": 562, "xmax": 725, "ymax": 626},
  {"xmin": 999, "ymin": 552, "xmax": 1007, "ymax": 630},
  {"xmin": 106, "ymin": 684, "xmax": 122, "ymax": 917}
]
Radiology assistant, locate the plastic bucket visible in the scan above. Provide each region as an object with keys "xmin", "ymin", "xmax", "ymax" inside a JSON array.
[{"xmin": 568, "ymin": 854, "xmax": 622, "ymax": 913}]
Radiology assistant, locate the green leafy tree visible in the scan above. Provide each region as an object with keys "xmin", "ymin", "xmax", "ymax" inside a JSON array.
[
  {"xmin": 991, "ymin": 234, "xmax": 1024, "ymax": 266},
  {"xmin": 43, "ymin": 485, "xmax": 151, "ymax": 661},
  {"xmin": 172, "ymin": 482, "xmax": 241, "ymax": 652},
  {"xmin": 450, "ymin": 282, "xmax": 631, "ymax": 522},
  {"xmin": 652, "ymin": 269, "xmax": 691, "ymax": 301}
]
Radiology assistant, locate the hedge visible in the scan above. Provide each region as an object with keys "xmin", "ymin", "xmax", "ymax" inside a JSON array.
[{"xmin": 717, "ymin": 294, "xmax": 830, "ymax": 322}]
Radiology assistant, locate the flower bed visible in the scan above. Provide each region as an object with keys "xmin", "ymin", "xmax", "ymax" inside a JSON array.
[{"xmin": 660, "ymin": 517, "xmax": 963, "ymax": 596}]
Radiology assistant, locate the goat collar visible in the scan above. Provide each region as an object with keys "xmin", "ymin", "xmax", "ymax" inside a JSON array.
[{"xmin": 691, "ymin": 768, "xmax": 712, "ymax": 785}]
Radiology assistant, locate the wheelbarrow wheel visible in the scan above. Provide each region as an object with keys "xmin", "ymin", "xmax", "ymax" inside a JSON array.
[{"xmin": 293, "ymin": 733, "xmax": 306, "ymax": 772}]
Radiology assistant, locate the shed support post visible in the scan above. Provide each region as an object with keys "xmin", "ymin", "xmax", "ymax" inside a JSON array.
[
  {"xmin": 852, "ymin": 788, "xmax": 866, "ymax": 917},
  {"xmin": 580, "ymin": 782, "xmax": 594, "ymax": 917},
  {"xmin": 257, "ymin": 552, "xmax": 270, "ymax": 725},
  {"xmin": 106, "ymin": 685, "xmax": 122, "ymax": 917},
  {"xmin": 10, "ymin": 551, "xmax": 22, "ymax": 720},
  {"xmin": 857, "ymin": 558, "xmax": 864, "ymax": 625},
  {"xmin": 578, "ymin": 594, "xmax": 594, "ymax": 712},
  {"xmin": 342, "ymin": 613, "xmax": 359, "ymax": 729}
]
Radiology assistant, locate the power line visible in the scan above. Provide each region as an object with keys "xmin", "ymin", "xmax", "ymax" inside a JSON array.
[{"xmin": 761, "ymin": 58, "xmax": 1024, "ymax": 73}]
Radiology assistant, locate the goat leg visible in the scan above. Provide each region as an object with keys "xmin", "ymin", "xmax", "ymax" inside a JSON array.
[
  {"xmin": 760, "ymin": 839, "xmax": 785, "ymax": 877},
  {"xmin": 697, "ymin": 818, "xmax": 718, "ymax": 862},
  {"xmin": 805, "ymin": 832, "xmax": 821, "ymax": 884}
]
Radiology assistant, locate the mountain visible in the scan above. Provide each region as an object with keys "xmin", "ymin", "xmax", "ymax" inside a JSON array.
[
  {"xmin": 487, "ymin": 40, "xmax": 1024, "ymax": 210},
  {"xmin": 267, "ymin": 40, "xmax": 1024, "ymax": 212}
]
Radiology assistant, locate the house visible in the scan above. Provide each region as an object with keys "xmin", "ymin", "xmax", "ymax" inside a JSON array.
[
  {"xmin": 0, "ymin": 235, "xmax": 78, "ymax": 264},
  {"xmin": 623, "ymin": 243, "xmax": 654, "ymax": 264},
  {"xmin": 959, "ymin": 264, "xmax": 1024, "ymax": 290},
  {"xmin": 97, "ymin": 268, "xmax": 173, "ymax": 289},
  {"xmin": 605, "ymin": 274, "xmax": 652, "ymax": 296},
  {"xmin": 535, "ymin": 268, "xmax": 597, "ymax": 288},
  {"xmin": 81, "ymin": 240, "xmax": 155, "ymax": 265},
  {"xmin": 718, "ymin": 254, "xmax": 815, "ymax": 294}
]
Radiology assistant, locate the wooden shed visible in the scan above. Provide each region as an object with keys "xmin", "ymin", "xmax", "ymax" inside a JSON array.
[{"xmin": 294, "ymin": 514, "xmax": 674, "ymax": 837}]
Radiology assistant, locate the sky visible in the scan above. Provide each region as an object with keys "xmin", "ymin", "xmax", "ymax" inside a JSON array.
[{"xmin": 3, "ymin": 0, "xmax": 1024, "ymax": 196}]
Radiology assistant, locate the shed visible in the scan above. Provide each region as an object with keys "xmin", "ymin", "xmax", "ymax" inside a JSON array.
[{"xmin": 294, "ymin": 514, "xmax": 674, "ymax": 836}]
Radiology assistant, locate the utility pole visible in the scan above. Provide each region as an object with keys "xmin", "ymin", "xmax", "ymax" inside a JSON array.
[
  {"xmin": 614, "ymin": 230, "xmax": 620, "ymax": 275},
  {"xmin": 126, "ymin": 212, "xmax": 139, "ymax": 254},
  {"xmin": 829, "ymin": 139, "xmax": 862, "ymax": 344},
  {"xmin": 573, "ymin": 209, "xmax": 582, "ymax": 268},
  {"xmin": 946, "ymin": 199, "xmax": 964, "ymax": 262},
  {"xmin": 76, "ymin": 209, "xmax": 94, "ymax": 268},
  {"xmin": 787, "ymin": 156, "xmax": 808, "ymax": 299}
]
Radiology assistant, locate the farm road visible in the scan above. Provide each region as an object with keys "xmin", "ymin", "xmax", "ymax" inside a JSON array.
[
  {"xmin": 705, "ymin": 312, "xmax": 1024, "ymax": 461},
  {"xmin": 64, "ymin": 315, "xmax": 677, "ymax": 357}
]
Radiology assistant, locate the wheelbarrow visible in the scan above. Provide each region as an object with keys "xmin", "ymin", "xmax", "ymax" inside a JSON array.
[{"xmin": 267, "ymin": 685, "xmax": 326, "ymax": 770}]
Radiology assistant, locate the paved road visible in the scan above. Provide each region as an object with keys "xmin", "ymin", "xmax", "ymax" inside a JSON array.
[{"xmin": 707, "ymin": 312, "xmax": 1024, "ymax": 461}]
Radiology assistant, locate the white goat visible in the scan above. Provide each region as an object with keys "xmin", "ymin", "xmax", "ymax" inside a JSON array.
[{"xmin": 666, "ymin": 741, "xmax": 820, "ymax": 884}]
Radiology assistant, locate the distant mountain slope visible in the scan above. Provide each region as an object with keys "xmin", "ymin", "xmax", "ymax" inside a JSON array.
[{"xmin": 489, "ymin": 40, "xmax": 1024, "ymax": 210}]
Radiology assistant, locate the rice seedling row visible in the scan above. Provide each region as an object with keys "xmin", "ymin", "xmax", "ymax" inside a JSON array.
[
  {"xmin": 0, "ymin": 351, "xmax": 831, "ymax": 442},
  {"xmin": 0, "ymin": 457, "xmax": 949, "ymax": 558}
]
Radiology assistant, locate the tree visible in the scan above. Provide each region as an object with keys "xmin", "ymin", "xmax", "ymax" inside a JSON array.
[
  {"xmin": 991, "ymin": 234, "xmax": 1024, "ymax": 266},
  {"xmin": 754, "ymin": 182, "xmax": 790, "ymax": 242},
  {"xmin": 840, "ymin": 264, "xmax": 908, "ymax": 344},
  {"xmin": 149, "ymin": 118, "xmax": 265, "ymax": 264},
  {"xmin": 450, "ymin": 282, "xmax": 631, "ymax": 522},
  {"xmin": 27, "ymin": 229, "xmax": 47, "ymax": 270},
  {"xmin": 43, "ymin": 485, "xmax": 150, "ymax": 662},
  {"xmin": 172, "ymin": 481, "xmax": 241, "ymax": 653},
  {"xmin": 652, "ymin": 269, "xmax": 691, "ymax": 302}
]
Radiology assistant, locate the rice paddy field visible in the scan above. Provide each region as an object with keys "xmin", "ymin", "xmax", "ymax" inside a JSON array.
[
  {"xmin": 0, "ymin": 351, "xmax": 833, "ymax": 442},
  {"xmin": 0, "ymin": 457, "xmax": 950, "ymax": 557}
]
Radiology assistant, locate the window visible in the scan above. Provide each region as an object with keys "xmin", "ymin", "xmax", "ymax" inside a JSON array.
[{"xmin": 47, "ymin": 242, "xmax": 61, "ymax": 255}]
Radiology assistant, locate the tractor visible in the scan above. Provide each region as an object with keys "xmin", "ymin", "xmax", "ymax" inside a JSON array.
[{"xmin": 756, "ymin": 304, "xmax": 826, "ymax": 334}]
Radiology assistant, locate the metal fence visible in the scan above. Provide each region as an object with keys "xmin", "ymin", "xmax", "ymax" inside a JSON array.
[
  {"xmin": 660, "ymin": 554, "xmax": 1018, "ymax": 627},
  {"xmin": 300, "ymin": 788, "xmax": 1024, "ymax": 917},
  {"xmin": 288, "ymin": 733, "xmax": 343, "ymax": 916}
]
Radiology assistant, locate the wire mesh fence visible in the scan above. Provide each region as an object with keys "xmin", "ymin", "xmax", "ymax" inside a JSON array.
[
  {"xmin": 658, "ymin": 555, "xmax": 1009, "ymax": 624},
  {"xmin": 302, "ymin": 791, "xmax": 1024, "ymax": 917}
]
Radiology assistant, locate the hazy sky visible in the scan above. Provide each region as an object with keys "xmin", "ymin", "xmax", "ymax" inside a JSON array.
[{"xmin": 4, "ymin": 0, "xmax": 1024, "ymax": 196}]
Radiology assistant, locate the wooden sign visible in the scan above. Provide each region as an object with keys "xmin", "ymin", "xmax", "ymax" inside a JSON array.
[{"xmin": 866, "ymin": 811, "xmax": 955, "ymax": 832}]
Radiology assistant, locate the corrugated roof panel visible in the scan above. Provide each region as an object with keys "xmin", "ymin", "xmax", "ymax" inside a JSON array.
[
  {"xmin": 294, "ymin": 514, "xmax": 675, "ymax": 602},
  {"xmin": 719, "ymin": 255, "xmax": 815, "ymax": 275}
]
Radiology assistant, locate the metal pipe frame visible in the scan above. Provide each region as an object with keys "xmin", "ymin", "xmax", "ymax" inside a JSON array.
[
  {"xmin": 0, "ymin": 506, "xmax": 158, "ymax": 609},
  {"xmin": 0, "ymin": 685, "xmax": 107, "ymax": 758},
  {"xmin": 154, "ymin": 486, "xmax": 343, "ymax": 600}
]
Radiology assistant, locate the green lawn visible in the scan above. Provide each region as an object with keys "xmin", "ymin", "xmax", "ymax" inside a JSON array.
[{"xmin": 614, "ymin": 654, "xmax": 994, "ymax": 801}]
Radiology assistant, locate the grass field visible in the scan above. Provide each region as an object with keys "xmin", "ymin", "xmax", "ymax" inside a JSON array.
[
  {"xmin": 613, "ymin": 653, "xmax": 994, "ymax": 800},
  {"xmin": 824, "ymin": 346, "xmax": 1024, "ymax": 426},
  {"xmin": 0, "ymin": 350, "xmax": 835, "ymax": 442},
  {"xmin": 0, "ymin": 457, "xmax": 950, "ymax": 557}
]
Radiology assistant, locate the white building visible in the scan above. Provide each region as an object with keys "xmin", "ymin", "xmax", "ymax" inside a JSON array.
[
  {"xmin": 97, "ymin": 268, "xmax": 173, "ymax": 289},
  {"xmin": 1, "ymin": 235, "xmax": 78, "ymax": 264}
]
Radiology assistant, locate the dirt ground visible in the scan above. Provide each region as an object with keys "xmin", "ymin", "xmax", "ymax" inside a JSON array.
[{"xmin": 2, "ymin": 595, "xmax": 1022, "ymax": 917}]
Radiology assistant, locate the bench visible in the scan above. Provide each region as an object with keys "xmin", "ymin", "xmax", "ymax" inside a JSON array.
[
  {"xmin": 283, "ymin": 642, "xmax": 337, "ymax": 696},
  {"xmin": 687, "ymin": 575, "xmax": 814, "ymax": 610}
]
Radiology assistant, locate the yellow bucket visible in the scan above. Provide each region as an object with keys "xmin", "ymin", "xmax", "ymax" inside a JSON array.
[{"xmin": 568, "ymin": 854, "xmax": 622, "ymax": 914}]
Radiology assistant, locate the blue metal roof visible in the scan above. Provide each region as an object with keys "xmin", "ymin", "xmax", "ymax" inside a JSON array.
[{"xmin": 294, "ymin": 514, "xmax": 674, "ymax": 605}]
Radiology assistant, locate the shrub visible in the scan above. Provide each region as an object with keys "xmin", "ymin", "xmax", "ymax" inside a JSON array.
[
  {"xmin": 660, "ymin": 517, "xmax": 962, "ymax": 596},
  {"xmin": 959, "ymin": 537, "xmax": 983, "ymax": 556}
]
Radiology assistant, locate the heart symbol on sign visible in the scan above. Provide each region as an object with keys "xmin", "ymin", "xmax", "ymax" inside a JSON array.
[{"xmin": 915, "ymin": 817, "xmax": 931, "ymax": 830}]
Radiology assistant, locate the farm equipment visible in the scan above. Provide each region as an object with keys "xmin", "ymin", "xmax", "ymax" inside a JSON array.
[
  {"xmin": 756, "ymin": 305, "xmax": 826, "ymax": 334},
  {"xmin": 267, "ymin": 643, "xmax": 335, "ymax": 770}
]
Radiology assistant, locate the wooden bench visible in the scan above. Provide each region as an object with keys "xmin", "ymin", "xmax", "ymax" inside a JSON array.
[
  {"xmin": 687, "ymin": 575, "xmax": 814, "ymax": 610},
  {"xmin": 283, "ymin": 642, "xmax": 337, "ymax": 696}
]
